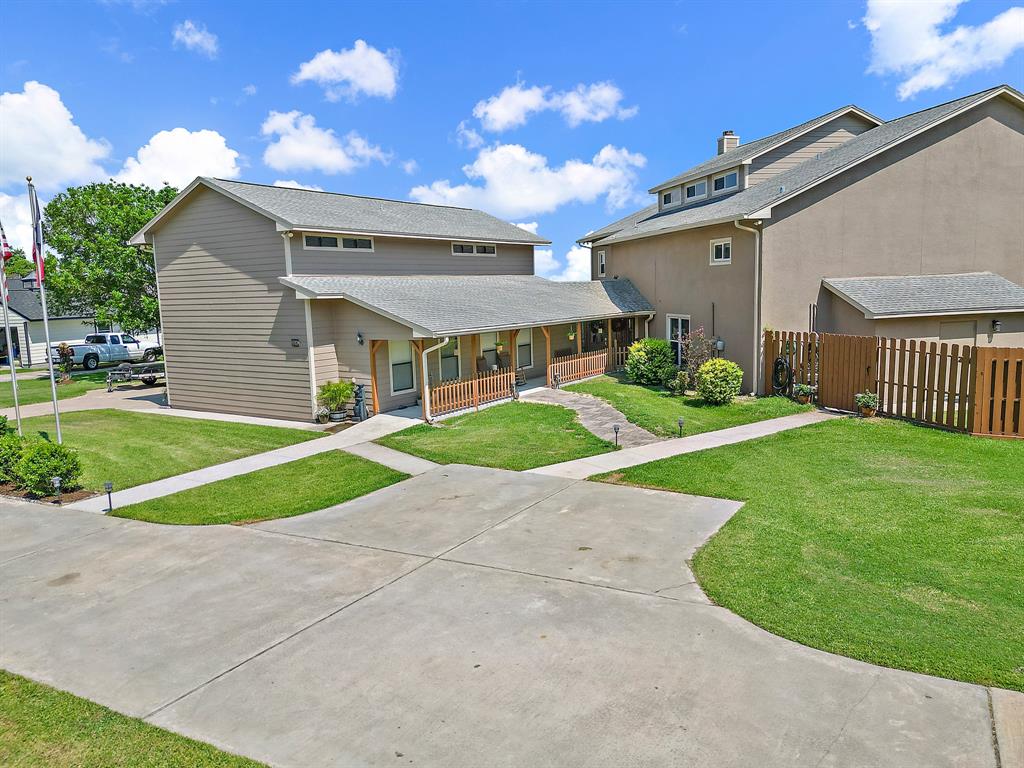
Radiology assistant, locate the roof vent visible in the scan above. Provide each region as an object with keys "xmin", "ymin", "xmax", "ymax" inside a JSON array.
[
  {"xmin": 778, "ymin": 185, "xmax": 785, "ymax": 194},
  {"xmin": 717, "ymin": 130, "xmax": 740, "ymax": 155}
]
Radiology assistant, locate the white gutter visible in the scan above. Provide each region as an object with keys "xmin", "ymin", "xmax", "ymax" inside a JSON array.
[
  {"xmin": 644, "ymin": 312, "xmax": 655, "ymax": 338},
  {"xmin": 734, "ymin": 220, "xmax": 762, "ymax": 394},
  {"xmin": 420, "ymin": 337, "xmax": 449, "ymax": 423}
]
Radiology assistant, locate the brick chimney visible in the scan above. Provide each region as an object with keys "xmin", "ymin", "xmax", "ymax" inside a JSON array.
[{"xmin": 717, "ymin": 130, "xmax": 740, "ymax": 155}]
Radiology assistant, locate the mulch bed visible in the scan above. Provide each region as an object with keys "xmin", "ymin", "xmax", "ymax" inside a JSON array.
[{"xmin": 0, "ymin": 483, "xmax": 97, "ymax": 505}]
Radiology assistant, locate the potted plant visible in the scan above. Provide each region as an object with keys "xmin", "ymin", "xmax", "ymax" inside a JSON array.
[
  {"xmin": 567, "ymin": 328, "xmax": 576, "ymax": 342},
  {"xmin": 792, "ymin": 383, "xmax": 815, "ymax": 405},
  {"xmin": 854, "ymin": 391, "xmax": 879, "ymax": 417},
  {"xmin": 314, "ymin": 406, "xmax": 330, "ymax": 424},
  {"xmin": 317, "ymin": 380, "xmax": 355, "ymax": 423}
]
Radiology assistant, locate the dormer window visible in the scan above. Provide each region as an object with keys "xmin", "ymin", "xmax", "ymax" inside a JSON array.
[
  {"xmin": 662, "ymin": 192, "xmax": 672, "ymax": 205},
  {"xmin": 452, "ymin": 242, "xmax": 497, "ymax": 256},
  {"xmin": 712, "ymin": 170, "xmax": 739, "ymax": 195},
  {"xmin": 685, "ymin": 180, "xmax": 707, "ymax": 202}
]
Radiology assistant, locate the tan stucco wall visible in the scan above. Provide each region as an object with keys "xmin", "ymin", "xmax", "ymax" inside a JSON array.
[
  {"xmin": 762, "ymin": 94, "xmax": 1024, "ymax": 336},
  {"xmin": 875, "ymin": 313, "xmax": 1024, "ymax": 348},
  {"xmin": 591, "ymin": 224, "xmax": 758, "ymax": 391}
]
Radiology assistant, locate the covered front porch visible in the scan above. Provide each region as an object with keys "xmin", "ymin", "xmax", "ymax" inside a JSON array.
[{"xmin": 281, "ymin": 274, "xmax": 654, "ymax": 422}]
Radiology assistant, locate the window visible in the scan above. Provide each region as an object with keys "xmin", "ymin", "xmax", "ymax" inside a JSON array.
[
  {"xmin": 85, "ymin": 335, "xmax": 106, "ymax": 344},
  {"xmin": 304, "ymin": 235, "xmax": 339, "ymax": 248},
  {"xmin": 597, "ymin": 250, "xmax": 606, "ymax": 277},
  {"xmin": 479, "ymin": 332, "xmax": 499, "ymax": 368},
  {"xmin": 685, "ymin": 180, "xmax": 707, "ymax": 201},
  {"xmin": 452, "ymin": 242, "xmax": 497, "ymax": 256},
  {"xmin": 440, "ymin": 338, "xmax": 461, "ymax": 381},
  {"xmin": 710, "ymin": 237, "xmax": 731, "ymax": 265},
  {"xmin": 341, "ymin": 237, "xmax": 373, "ymax": 250},
  {"xmin": 666, "ymin": 315, "xmax": 690, "ymax": 368},
  {"xmin": 662, "ymin": 192, "xmax": 672, "ymax": 205},
  {"xmin": 388, "ymin": 341, "xmax": 416, "ymax": 394},
  {"xmin": 109, "ymin": 335, "xmax": 121, "ymax": 345},
  {"xmin": 516, "ymin": 330, "xmax": 533, "ymax": 369},
  {"xmin": 121, "ymin": 335, "xmax": 138, "ymax": 344},
  {"xmin": 712, "ymin": 171, "xmax": 738, "ymax": 194}
]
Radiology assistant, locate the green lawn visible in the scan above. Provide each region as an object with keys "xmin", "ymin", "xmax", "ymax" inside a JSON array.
[
  {"xmin": 566, "ymin": 373, "xmax": 811, "ymax": 437},
  {"xmin": 377, "ymin": 401, "xmax": 616, "ymax": 471},
  {"xmin": 21, "ymin": 410, "xmax": 321, "ymax": 492},
  {"xmin": 115, "ymin": 450, "xmax": 407, "ymax": 525},
  {"xmin": 0, "ymin": 670, "xmax": 265, "ymax": 767},
  {"xmin": 0, "ymin": 373, "xmax": 109, "ymax": 408},
  {"xmin": 598, "ymin": 417, "xmax": 1024, "ymax": 691}
]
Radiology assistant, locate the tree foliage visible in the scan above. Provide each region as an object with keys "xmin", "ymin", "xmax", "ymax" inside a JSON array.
[
  {"xmin": 3, "ymin": 248, "xmax": 35, "ymax": 279},
  {"xmin": 43, "ymin": 182, "xmax": 177, "ymax": 333}
]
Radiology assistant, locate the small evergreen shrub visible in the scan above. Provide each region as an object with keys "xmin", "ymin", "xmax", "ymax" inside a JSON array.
[
  {"xmin": 624, "ymin": 338, "xmax": 676, "ymax": 386},
  {"xmin": 0, "ymin": 432, "xmax": 24, "ymax": 484},
  {"xmin": 0, "ymin": 414, "xmax": 8, "ymax": 432},
  {"xmin": 695, "ymin": 359, "xmax": 743, "ymax": 405},
  {"xmin": 15, "ymin": 441, "xmax": 82, "ymax": 496}
]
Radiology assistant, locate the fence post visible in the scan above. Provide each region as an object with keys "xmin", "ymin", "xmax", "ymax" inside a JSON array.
[
  {"xmin": 762, "ymin": 330, "xmax": 774, "ymax": 394},
  {"xmin": 472, "ymin": 374, "xmax": 479, "ymax": 411},
  {"xmin": 969, "ymin": 346, "xmax": 983, "ymax": 434}
]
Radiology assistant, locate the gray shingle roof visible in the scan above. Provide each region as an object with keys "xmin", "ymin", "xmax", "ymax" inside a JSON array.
[
  {"xmin": 823, "ymin": 272, "xmax": 1024, "ymax": 317},
  {"xmin": 648, "ymin": 105, "xmax": 880, "ymax": 193},
  {"xmin": 206, "ymin": 178, "xmax": 548, "ymax": 245},
  {"xmin": 280, "ymin": 274, "xmax": 653, "ymax": 336},
  {"xmin": 586, "ymin": 85, "xmax": 1017, "ymax": 246},
  {"xmin": 6, "ymin": 285, "xmax": 91, "ymax": 322}
]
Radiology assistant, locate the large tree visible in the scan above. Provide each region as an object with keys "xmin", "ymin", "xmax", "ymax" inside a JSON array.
[{"xmin": 43, "ymin": 181, "xmax": 177, "ymax": 333}]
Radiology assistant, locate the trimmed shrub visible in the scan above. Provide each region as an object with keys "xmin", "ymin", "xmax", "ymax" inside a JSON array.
[
  {"xmin": 624, "ymin": 338, "xmax": 676, "ymax": 386},
  {"xmin": 695, "ymin": 359, "xmax": 743, "ymax": 405},
  {"xmin": 15, "ymin": 441, "xmax": 82, "ymax": 496},
  {"xmin": 0, "ymin": 414, "xmax": 8, "ymax": 433},
  {"xmin": 0, "ymin": 432, "xmax": 24, "ymax": 484}
]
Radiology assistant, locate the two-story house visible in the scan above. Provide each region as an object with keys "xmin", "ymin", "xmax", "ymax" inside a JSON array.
[
  {"xmin": 582, "ymin": 84, "xmax": 1024, "ymax": 393},
  {"xmin": 131, "ymin": 178, "xmax": 653, "ymax": 421}
]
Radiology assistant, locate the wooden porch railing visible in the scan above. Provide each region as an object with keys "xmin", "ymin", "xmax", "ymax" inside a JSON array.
[
  {"xmin": 429, "ymin": 367, "xmax": 516, "ymax": 418},
  {"xmin": 548, "ymin": 348, "xmax": 609, "ymax": 386},
  {"xmin": 611, "ymin": 347, "xmax": 629, "ymax": 371}
]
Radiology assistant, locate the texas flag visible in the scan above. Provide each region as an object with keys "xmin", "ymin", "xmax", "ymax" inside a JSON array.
[{"xmin": 27, "ymin": 179, "xmax": 44, "ymax": 283}]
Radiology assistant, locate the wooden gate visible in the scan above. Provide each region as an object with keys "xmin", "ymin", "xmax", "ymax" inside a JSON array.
[{"xmin": 817, "ymin": 333, "xmax": 877, "ymax": 411}]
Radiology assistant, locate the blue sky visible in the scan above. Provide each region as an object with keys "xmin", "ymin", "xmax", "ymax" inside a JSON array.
[{"xmin": 1, "ymin": 0, "xmax": 1022, "ymax": 277}]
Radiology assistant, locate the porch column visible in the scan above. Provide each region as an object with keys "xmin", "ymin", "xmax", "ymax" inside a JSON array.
[
  {"xmin": 368, "ymin": 340, "xmax": 384, "ymax": 415},
  {"xmin": 576, "ymin": 322, "xmax": 582, "ymax": 354},
  {"xmin": 412, "ymin": 339, "xmax": 427, "ymax": 408},
  {"xmin": 471, "ymin": 333, "xmax": 479, "ymax": 371},
  {"xmin": 509, "ymin": 329, "xmax": 519, "ymax": 372},
  {"xmin": 606, "ymin": 318, "xmax": 613, "ymax": 372},
  {"xmin": 541, "ymin": 326, "xmax": 551, "ymax": 386}
]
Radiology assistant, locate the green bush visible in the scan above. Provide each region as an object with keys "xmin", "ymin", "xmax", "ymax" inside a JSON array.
[
  {"xmin": 14, "ymin": 441, "xmax": 82, "ymax": 495},
  {"xmin": 854, "ymin": 391, "xmax": 879, "ymax": 410},
  {"xmin": 317, "ymin": 380, "xmax": 355, "ymax": 413},
  {"xmin": 695, "ymin": 359, "xmax": 743, "ymax": 405},
  {"xmin": 0, "ymin": 432, "xmax": 24, "ymax": 484},
  {"xmin": 666, "ymin": 370, "xmax": 689, "ymax": 396},
  {"xmin": 624, "ymin": 338, "xmax": 677, "ymax": 386},
  {"xmin": 0, "ymin": 414, "xmax": 8, "ymax": 433}
]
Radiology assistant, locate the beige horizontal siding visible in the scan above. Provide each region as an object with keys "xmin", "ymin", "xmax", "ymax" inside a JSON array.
[
  {"xmin": 153, "ymin": 185, "xmax": 313, "ymax": 421},
  {"xmin": 747, "ymin": 114, "xmax": 876, "ymax": 186}
]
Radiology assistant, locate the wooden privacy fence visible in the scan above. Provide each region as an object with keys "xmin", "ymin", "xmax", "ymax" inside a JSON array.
[
  {"xmin": 429, "ymin": 368, "xmax": 516, "ymax": 418},
  {"xmin": 548, "ymin": 348, "xmax": 609, "ymax": 386},
  {"xmin": 764, "ymin": 330, "xmax": 1023, "ymax": 438}
]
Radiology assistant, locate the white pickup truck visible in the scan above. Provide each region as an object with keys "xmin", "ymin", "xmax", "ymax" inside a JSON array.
[{"xmin": 51, "ymin": 333, "xmax": 162, "ymax": 370}]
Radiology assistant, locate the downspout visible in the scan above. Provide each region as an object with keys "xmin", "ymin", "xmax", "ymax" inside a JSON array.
[
  {"xmin": 734, "ymin": 220, "xmax": 762, "ymax": 395},
  {"xmin": 420, "ymin": 336, "xmax": 449, "ymax": 423},
  {"xmin": 644, "ymin": 312, "xmax": 655, "ymax": 338}
]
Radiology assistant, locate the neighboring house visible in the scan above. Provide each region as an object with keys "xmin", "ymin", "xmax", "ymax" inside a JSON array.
[
  {"xmin": 582, "ymin": 84, "xmax": 1024, "ymax": 392},
  {"xmin": 131, "ymin": 178, "xmax": 653, "ymax": 422},
  {"xmin": 1, "ymin": 278, "xmax": 98, "ymax": 366}
]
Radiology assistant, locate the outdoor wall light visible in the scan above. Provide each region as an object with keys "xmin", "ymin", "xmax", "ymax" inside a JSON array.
[
  {"xmin": 356, "ymin": 331, "xmax": 364, "ymax": 346},
  {"xmin": 290, "ymin": 338, "xmax": 301, "ymax": 348},
  {"xmin": 613, "ymin": 424, "xmax": 620, "ymax": 446},
  {"xmin": 677, "ymin": 417, "xmax": 685, "ymax": 437},
  {"xmin": 992, "ymin": 319, "xmax": 1002, "ymax": 333},
  {"xmin": 104, "ymin": 481, "xmax": 114, "ymax": 513}
]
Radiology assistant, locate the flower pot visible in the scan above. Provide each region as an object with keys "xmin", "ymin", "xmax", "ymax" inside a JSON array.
[
  {"xmin": 796, "ymin": 394, "xmax": 810, "ymax": 405},
  {"xmin": 328, "ymin": 411, "xmax": 345, "ymax": 423},
  {"xmin": 316, "ymin": 413, "xmax": 329, "ymax": 424},
  {"xmin": 859, "ymin": 406, "xmax": 877, "ymax": 418}
]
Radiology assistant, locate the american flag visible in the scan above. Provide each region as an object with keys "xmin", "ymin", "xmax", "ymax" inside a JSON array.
[
  {"xmin": 27, "ymin": 179, "xmax": 44, "ymax": 283},
  {"xmin": 0, "ymin": 219, "xmax": 13, "ymax": 302}
]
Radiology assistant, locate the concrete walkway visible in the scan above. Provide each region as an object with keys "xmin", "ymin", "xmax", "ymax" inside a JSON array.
[
  {"xmin": 0, "ymin": 471, "xmax": 1010, "ymax": 768},
  {"xmin": 67, "ymin": 412, "xmax": 423, "ymax": 513},
  {"xmin": 529, "ymin": 409, "xmax": 837, "ymax": 479},
  {"xmin": 521, "ymin": 386, "xmax": 660, "ymax": 448}
]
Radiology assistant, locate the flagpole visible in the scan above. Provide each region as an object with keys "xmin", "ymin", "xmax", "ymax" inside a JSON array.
[
  {"xmin": 0, "ymin": 258, "xmax": 23, "ymax": 436},
  {"xmin": 27, "ymin": 177, "xmax": 61, "ymax": 444}
]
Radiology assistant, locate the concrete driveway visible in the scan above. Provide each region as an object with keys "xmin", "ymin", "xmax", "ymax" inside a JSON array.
[{"xmin": 0, "ymin": 465, "xmax": 1001, "ymax": 767}]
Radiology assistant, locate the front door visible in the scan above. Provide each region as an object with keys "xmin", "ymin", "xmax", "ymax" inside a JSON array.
[{"xmin": 667, "ymin": 315, "xmax": 689, "ymax": 367}]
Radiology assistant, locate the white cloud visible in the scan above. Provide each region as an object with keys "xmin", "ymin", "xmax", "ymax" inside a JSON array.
[
  {"xmin": 261, "ymin": 110, "xmax": 390, "ymax": 174},
  {"xmin": 456, "ymin": 120, "xmax": 484, "ymax": 149},
  {"xmin": 0, "ymin": 192, "xmax": 34, "ymax": 254},
  {"xmin": 0, "ymin": 81, "xmax": 110, "ymax": 191},
  {"xmin": 291, "ymin": 40, "xmax": 399, "ymax": 101},
  {"xmin": 115, "ymin": 128, "xmax": 241, "ymax": 188},
  {"xmin": 472, "ymin": 81, "xmax": 637, "ymax": 132},
  {"xmin": 512, "ymin": 221, "xmax": 539, "ymax": 234},
  {"xmin": 410, "ymin": 143, "xmax": 646, "ymax": 219},
  {"xmin": 534, "ymin": 245, "xmax": 591, "ymax": 282},
  {"xmin": 242, "ymin": 84, "xmax": 257, "ymax": 96},
  {"xmin": 401, "ymin": 159, "xmax": 419, "ymax": 175},
  {"xmin": 172, "ymin": 20, "xmax": 219, "ymax": 58},
  {"xmin": 864, "ymin": 0, "xmax": 1024, "ymax": 99},
  {"xmin": 272, "ymin": 179, "xmax": 324, "ymax": 191}
]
